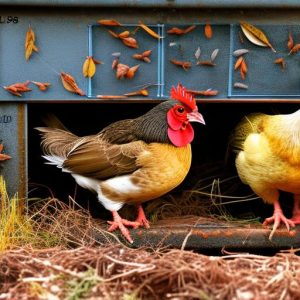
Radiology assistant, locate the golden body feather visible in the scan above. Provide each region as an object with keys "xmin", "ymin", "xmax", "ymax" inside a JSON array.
[
  {"xmin": 233, "ymin": 111, "xmax": 300, "ymax": 204},
  {"xmin": 101, "ymin": 143, "xmax": 191, "ymax": 203}
]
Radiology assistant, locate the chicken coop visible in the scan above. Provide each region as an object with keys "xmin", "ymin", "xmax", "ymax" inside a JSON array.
[{"xmin": 1, "ymin": 0, "xmax": 300, "ymax": 251}]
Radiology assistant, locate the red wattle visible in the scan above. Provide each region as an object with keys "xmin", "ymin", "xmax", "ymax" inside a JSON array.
[{"xmin": 168, "ymin": 123, "xmax": 194, "ymax": 147}]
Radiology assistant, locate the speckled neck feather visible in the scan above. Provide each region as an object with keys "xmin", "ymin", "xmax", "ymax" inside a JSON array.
[{"xmin": 100, "ymin": 101, "xmax": 179, "ymax": 145}]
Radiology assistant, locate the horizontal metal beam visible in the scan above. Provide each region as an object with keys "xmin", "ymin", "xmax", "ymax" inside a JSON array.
[
  {"xmin": 93, "ymin": 217, "xmax": 300, "ymax": 250},
  {"xmin": 0, "ymin": 0, "xmax": 298, "ymax": 9}
]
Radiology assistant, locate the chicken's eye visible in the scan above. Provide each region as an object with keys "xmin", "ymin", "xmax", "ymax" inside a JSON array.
[{"xmin": 176, "ymin": 107, "xmax": 185, "ymax": 114}]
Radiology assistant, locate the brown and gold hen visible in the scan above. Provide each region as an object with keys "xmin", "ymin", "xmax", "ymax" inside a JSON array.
[
  {"xmin": 232, "ymin": 110, "xmax": 300, "ymax": 239},
  {"xmin": 36, "ymin": 84, "xmax": 205, "ymax": 243}
]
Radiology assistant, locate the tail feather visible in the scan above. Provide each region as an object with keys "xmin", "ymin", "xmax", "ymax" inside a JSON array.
[
  {"xmin": 36, "ymin": 115, "xmax": 79, "ymax": 168},
  {"xmin": 42, "ymin": 154, "xmax": 65, "ymax": 168},
  {"xmin": 42, "ymin": 113, "xmax": 69, "ymax": 131}
]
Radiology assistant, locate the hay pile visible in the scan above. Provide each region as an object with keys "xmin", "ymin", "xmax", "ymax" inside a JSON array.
[
  {"xmin": 0, "ymin": 196, "xmax": 300, "ymax": 300},
  {"xmin": 1, "ymin": 173, "xmax": 300, "ymax": 299},
  {"xmin": 1, "ymin": 245, "xmax": 300, "ymax": 299}
]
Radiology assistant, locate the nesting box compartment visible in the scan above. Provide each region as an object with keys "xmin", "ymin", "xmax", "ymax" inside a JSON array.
[{"xmin": 1, "ymin": 3, "xmax": 300, "ymax": 250}]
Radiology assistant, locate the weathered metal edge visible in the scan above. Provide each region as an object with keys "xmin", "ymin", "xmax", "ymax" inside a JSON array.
[
  {"xmin": 92, "ymin": 221, "xmax": 300, "ymax": 250},
  {"xmin": 0, "ymin": 0, "xmax": 298, "ymax": 9}
]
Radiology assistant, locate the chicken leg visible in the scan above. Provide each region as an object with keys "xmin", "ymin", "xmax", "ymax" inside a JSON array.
[
  {"xmin": 263, "ymin": 200, "xmax": 295, "ymax": 240},
  {"xmin": 108, "ymin": 211, "xmax": 140, "ymax": 243},
  {"xmin": 135, "ymin": 204, "xmax": 150, "ymax": 229},
  {"xmin": 291, "ymin": 194, "xmax": 300, "ymax": 224}
]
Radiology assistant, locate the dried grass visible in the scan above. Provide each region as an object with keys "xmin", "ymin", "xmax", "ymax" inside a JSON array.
[
  {"xmin": 1, "ymin": 170, "xmax": 299, "ymax": 299},
  {"xmin": 146, "ymin": 163, "xmax": 260, "ymax": 225},
  {"xmin": 1, "ymin": 245, "xmax": 300, "ymax": 300}
]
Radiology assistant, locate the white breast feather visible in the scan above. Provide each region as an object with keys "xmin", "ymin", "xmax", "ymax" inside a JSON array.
[
  {"xmin": 98, "ymin": 175, "xmax": 140, "ymax": 211},
  {"xmin": 105, "ymin": 175, "xmax": 140, "ymax": 193},
  {"xmin": 72, "ymin": 174, "xmax": 129, "ymax": 211},
  {"xmin": 72, "ymin": 174, "xmax": 100, "ymax": 192}
]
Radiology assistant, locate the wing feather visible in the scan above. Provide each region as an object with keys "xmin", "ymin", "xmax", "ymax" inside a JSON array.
[{"xmin": 63, "ymin": 137, "xmax": 147, "ymax": 180}]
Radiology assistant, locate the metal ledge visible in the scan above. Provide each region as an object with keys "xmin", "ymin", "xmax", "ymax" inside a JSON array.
[
  {"xmin": 0, "ymin": 0, "xmax": 299, "ymax": 9},
  {"xmin": 94, "ymin": 217, "xmax": 300, "ymax": 250}
]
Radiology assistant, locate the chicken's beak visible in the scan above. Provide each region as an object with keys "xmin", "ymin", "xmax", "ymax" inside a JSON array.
[{"xmin": 187, "ymin": 109, "xmax": 205, "ymax": 125}]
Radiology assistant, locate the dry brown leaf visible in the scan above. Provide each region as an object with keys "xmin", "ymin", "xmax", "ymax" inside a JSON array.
[
  {"xmin": 139, "ymin": 21, "xmax": 161, "ymax": 39},
  {"xmin": 170, "ymin": 59, "xmax": 192, "ymax": 71},
  {"xmin": 240, "ymin": 21, "xmax": 276, "ymax": 52},
  {"xmin": 234, "ymin": 57, "xmax": 244, "ymax": 70},
  {"xmin": 240, "ymin": 68, "xmax": 245, "ymax": 80},
  {"xmin": 289, "ymin": 44, "xmax": 300, "ymax": 55},
  {"xmin": 142, "ymin": 50, "xmax": 152, "ymax": 57},
  {"xmin": 288, "ymin": 31, "xmax": 294, "ymax": 50},
  {"xmin": 118, "ymin": 31, "xmax": 130, "ymax": 39},
  {"xmin": 126, "ymin": 64, "xmax": 140, "ymax": 79},
  {"xmin": 11, "ymin": 81, "xmax": 31, "ymax": 92},
  {"xmin": 186, "ymin": 89, "xmax": 218, "ymax": 96},
  {"xmin": 196, "ymin": 60, "xmax": 216, "ymax": 67},
  {"xmin": 97, "ymin": 94, "xmax": 128, "ymax": 99},
  {"xmin": 0, "ymin": 143, "xmax": 11, "ymax": 161},
  {"xmin": 3, "ymin": 86, "xmax": 22, "ymax": 97},
  {"xmin": 98, "ymin": 19, "xmax": 121, "ymax": 26},
  {"xmin": 82, "ymin": 56, "xmax": 96, "ymax": 78},
  {"xmin": 31, "ymin": 81, "xmax": 51, "ymax": 91},
  {"xmin": 167, "ymin": 27, "xmax": 185, "ymax": 35},
  {"xmin": 124, "ymin": 89, "xmax": 148, "ymax": 97},
  {"xmin": 132, "ymin": 54, "xmax": 143, "ymax": 60},
  {"xmin": 112, "ymin": 58, "xmax": 119, "ymax": 70},
  {"xmin": 167, "ymin": 25, "xmax": 196, "ymax": 35},
  {"xmin": 60, "ymin": 72, "xmax": 85, "ymax": 96},
  {"xmin": 116, "ymin": 64, "xmax": 130, "ymax": 79},
  {"xmin": 121, "ymin": 37, "xmax": 138, "ymax": 48},
  {"xmin": 204, "ymin": 23, "xmax": 213, "ymax": 39},
  {"xmin": 274, "ymin": 57, "xmax": 286, "ymax": 69},
  {"xmin": 25, "ymin": 25, "xmax": 38, "ymax": 61},
  {"xmin": 107, "ymin": 29, "xmax": 139, "ymax": 48},
  {"xmin": 241, "ymin": 59, "xmax": 248, "ymax": 73},
  {"xmin": 132, "ymin": 50, "xmax": 152, "ymax": 63},
  {"xmin": 143, "ymin": 57, "xmax": 151, "ymax": 63},
  {"xmin": 3, "ymin": 81, "xmax": 32, "ymax": 96}
]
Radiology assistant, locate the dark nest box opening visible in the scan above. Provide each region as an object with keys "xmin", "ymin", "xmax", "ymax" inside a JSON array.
[{"xmin": 27, "ymin": 102, "xmax": 299, "ymax": 226}]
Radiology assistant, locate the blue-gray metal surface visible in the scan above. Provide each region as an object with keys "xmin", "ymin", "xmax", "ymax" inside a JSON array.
[
  {"xmin": 162, "ymin": 24, "xmax": 230, "ymax": 98},
  {"xmin": 230, "ymin": 25, "xmax": 300, "ymax": 98},
  {"xmin": 0, "ymin": 103, "xmax": 26, "ymax": 197},
  {"xmin": 0, "ymin": 15, "xmax": 88, "ymax": 101},
  {"xmin": 90, "ymin": 24, "xmax": 162, "ymax": 98},
  {"xmin": 0, "ymin": 0, "xmax": 299, "ymax": 9},
  {"xmin": 2, "ymin": 16, "xmax": 300, "ymax": 101}
]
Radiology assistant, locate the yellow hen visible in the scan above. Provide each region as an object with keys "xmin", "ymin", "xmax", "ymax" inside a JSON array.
[{"xmin": 232, "ymin": 110, "xmax": 300, "ymax": 239}]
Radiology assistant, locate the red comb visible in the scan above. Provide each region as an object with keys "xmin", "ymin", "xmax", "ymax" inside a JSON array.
[{"xmin": 170, "ymin": 84, "xmax": 196, "ymax": 110}]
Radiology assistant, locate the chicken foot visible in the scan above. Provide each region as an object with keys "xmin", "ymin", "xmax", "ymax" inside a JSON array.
[
  {"xmin": 291, "ymin": 194, "xmax": 300, "ymax": 224},
  {"xmin": 135, "ymin": 204, "xmax": 150, "ymax": 229},
  {"xmin": 108, "ymin": 211, "xmax": 140, "ymax": 243},
  {"xmin": 263, "ymin": 200, "xmax": 295, "ymax": 240}
]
